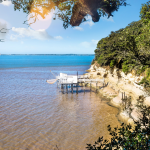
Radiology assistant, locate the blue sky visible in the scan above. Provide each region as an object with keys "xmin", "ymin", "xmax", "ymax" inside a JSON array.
[{"xmin": 0, "ymin": 0, "xmax": 148, "ymax": 54}]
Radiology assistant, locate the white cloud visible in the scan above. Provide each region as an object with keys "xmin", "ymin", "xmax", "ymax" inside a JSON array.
[
  {"xmin": 0, "ymin": 18, "xmax": 10, "ymax": 28},
  {"xmin": 101, "ymin": 16, "xmax": 114, "ymax": 22},
  {"xmin": 81, "ymin": 40, "xmax": 99, "ymax": 48},
  {"xmin": 83, "ymin": 16, "xmax": 94, "ymax": 27},
  {"xmin": 91, "ymin": 40, "xmax": 99, "ymax": 45},
  {"xmin": 0, "ymin": 0, "xmax": 12, "ymax": 6},
  {"xmin": 73, "ymin": 26, "xmax": 83, "ymax": 31},
  {"xmin": 84, "ymin": 20, "xmax": 94, "ymax": 27},
  {"xmin": 10, "ymin": 34, "xmax": 18, "ymax": 41},
  {"xmin": 54, "ymin": 36, "xmax": 63, "ymax": 40},
  {"xmin": 83, "ymin": 15, "xmax": 114, "ymax": 27},
  {"xmin": 11, "ymin": 27, "xmax": 52, "ymax": 40}
]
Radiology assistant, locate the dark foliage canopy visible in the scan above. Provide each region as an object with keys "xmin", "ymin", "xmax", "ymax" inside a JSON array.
[{"xmin": 94, "ymin": 1, "xmax": 150, "ymax": 77}]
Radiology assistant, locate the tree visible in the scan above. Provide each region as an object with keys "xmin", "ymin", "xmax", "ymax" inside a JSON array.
[
  {"xmin": 11, "ymin": 0, "xmax": 128, "ymax": 29},
  {"xmin": 94, "ymin": 18, "xmax": 150, "ymax": 74},
  {"xmin": 140, "ymin": 1, "xmax": 150, "ymax": 24}
]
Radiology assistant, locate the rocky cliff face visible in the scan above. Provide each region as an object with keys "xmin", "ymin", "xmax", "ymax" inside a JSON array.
[
  {"xmin": 87, "ymin": 63, "xmax": 150, "ymax": 124},
  {"xmin": 89, "ymin": 63, "xmax": 146, "ymax": 96}
]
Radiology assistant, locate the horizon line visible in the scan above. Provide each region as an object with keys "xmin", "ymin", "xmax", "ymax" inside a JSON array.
[{"xmin": 0, "ymin": 54, "xmax": 95, "ymax": 55}]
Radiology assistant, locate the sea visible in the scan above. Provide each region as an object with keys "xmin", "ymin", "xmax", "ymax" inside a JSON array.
[{"xmin": 0, "ymin": 55, "xmax": 120, "ymax": 150}]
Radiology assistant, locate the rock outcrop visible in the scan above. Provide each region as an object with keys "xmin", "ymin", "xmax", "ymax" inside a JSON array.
[{"xmin": 86, "ymin": 63, "xmax": 150, "ymax": 125}]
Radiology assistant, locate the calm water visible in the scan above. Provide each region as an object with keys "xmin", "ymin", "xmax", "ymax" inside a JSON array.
[
  {"xmin": 0, "ymin": 55, "xmax": 120, "ymax": 150},
  {"xmin": 0, "ymin": 55, "xmax": 94, "ymax": 68}
]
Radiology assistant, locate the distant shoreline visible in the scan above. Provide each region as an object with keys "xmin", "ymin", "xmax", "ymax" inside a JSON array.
[
  {"xmin": 0, "ymin": 54, "xmax": 95, "ymax": 56},
  {"xmin": 0, "ymin": 55, "xmax": 94, "ymax": 69}
]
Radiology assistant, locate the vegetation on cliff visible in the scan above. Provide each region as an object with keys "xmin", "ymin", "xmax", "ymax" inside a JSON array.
[{"xmin": 94, "ymin": 1, "xmax": 150, "ymax": 84}]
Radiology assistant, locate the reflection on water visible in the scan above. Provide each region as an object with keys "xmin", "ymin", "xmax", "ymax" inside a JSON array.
[{"xmin": 0, "ymin": 67, "xmax": 120, "ymax": 150}]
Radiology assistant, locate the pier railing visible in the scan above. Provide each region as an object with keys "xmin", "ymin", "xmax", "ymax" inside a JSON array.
[
  {"xmin": 57, "ymin": 78, "xmax": 105, "ymax": 84},
  {"xmin": 78, "ymin": 78, "xmax": 104, "ymax": 83}
]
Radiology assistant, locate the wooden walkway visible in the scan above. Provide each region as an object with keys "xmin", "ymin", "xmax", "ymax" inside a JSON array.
[{"xmin": 47, "ymin": 73, "xmax": 106, "ymax": 94}]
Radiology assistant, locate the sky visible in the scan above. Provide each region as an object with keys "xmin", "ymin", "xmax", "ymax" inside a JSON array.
[{"xmin": 0, "ymin": 0, "xmax": 148, "ymax": 54}]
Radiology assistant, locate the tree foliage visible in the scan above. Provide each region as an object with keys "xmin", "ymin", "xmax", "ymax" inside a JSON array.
[
  {"xmin": 140, "ymin": 1, "xmax": 150, "ymax": 25},
  {"xmin": 94, "ymin": 1, "xmax": 150, "ymax": 77},
  {"xmin": 11, "ymin": 0, "xmax": 128, "ymax": 29}
]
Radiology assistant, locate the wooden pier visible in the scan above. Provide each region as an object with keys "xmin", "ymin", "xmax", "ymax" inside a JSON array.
[{"xmin": 47, "ymin": 73, "xmax": 106, "ymax": 94}]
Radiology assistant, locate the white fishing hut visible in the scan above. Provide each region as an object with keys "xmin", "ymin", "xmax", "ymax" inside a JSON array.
[{"xmin": 47, "ymin": 72, "xmax": 106, "ymax": 94}]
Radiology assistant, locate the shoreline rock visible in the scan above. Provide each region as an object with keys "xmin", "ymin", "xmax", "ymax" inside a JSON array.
[{"xmin": 85, "ymin": 64, "xmax": 150, "ymax": 126}]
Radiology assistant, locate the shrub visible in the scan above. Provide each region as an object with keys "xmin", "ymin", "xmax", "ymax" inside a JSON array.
[
  {"xmin": 122, "ymin": 60, "xmax": 130, "ymax": 74},
  {"xmin": 140, "ymin": 1, "xmax": 150, "ymax": 24},
  {"xmin": 146, "ymin": 68, "xmax": 150, "ymax": 77},
  {"xmin": 139, "ymin": 68, "xmax": 150, "ymax": 88},
  {"xmin": 98, "ymin": 56, "xmax": 105, "ymax": 66},
  {"xmin": 110, "ymin": 60, "xmax": 116, "ymax": 68},
  {"xmin": 136, "ymin": 65, "xmax": 149, "ymax": 75},
  {"xmin": 91, "ymin": 59, "xmax": 95, "ymax": 65}
]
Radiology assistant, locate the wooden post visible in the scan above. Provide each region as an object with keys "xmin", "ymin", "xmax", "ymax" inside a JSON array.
[
  {"xmin": 64, "ymin": 84, "xmax": 65, "ymax": 94},
  {"xmin": 66, "ymin": 84, "xmax": 68, "ymax": 94},
  {"xmin": 76, "ymin": 83, "xmax": 78, "ymax": 94},
  {"xmin": 71, "ymin": 84, "xmax": 73, "ymax": 94},
  {"xmin": 125, "ymin": 96, "xmax": 127, "ymax": 109},
  {"xmin": 96, "ymin": 82, "xmax": 97, "ymax": 93},
  {"xmin": 77, "ymin": 71, "xmax": 78, "ymax": 81},
  {"xmin": 71, "ymin": 84, "xmax": 72, "ymax": 93},
  {"xmin": 90, "ymin": 82, "xmax": 91, "ymax": 92},
  {"xmin": 62, "ymin": 84, "xmax": 64, "ymax": 94},
  {"xmin": 84, "ymin": 79, "xmax": 85, "ymax": 93}
]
